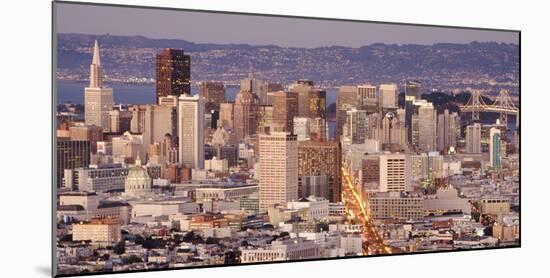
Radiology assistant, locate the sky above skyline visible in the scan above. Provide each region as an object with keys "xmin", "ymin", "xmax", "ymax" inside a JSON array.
[{"xmin": 55, "ymin": 2, "xmax": 519, "ymax": 48}]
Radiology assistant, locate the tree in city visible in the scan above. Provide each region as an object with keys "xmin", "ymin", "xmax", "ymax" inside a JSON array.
[{"xmin": 113, "ymin": 240, "xmax": 126, "ymax": 255}]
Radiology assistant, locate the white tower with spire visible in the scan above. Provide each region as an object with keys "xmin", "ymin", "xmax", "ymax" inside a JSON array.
[
  {"xmin": 84, "ymin": 40, "xmax": 113, "ymax": 132},
  {"xmin": 89, "ymin": 40, "xmax": 103, "ymax": 88}
]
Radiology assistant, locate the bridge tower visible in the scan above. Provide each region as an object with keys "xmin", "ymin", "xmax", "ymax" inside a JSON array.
[
  {"xmin": 492, "ymin": 90, "xmax": 518, "ymax": 127},
  {"xmin": 464, "ymin": 90, "xmax": 487, "ymax": 122}
]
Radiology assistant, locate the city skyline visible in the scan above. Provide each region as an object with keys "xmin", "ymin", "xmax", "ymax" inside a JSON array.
[{"xmin": 54, "ymin": 2, "xmax": 520, "ymax": 277}]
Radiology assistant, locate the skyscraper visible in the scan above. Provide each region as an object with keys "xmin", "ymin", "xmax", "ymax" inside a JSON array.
[
  {"xmin": 84, "ymin": 40, "xmax": 113, "ymax": 132},
  {"xmin": 379, "ymin": 83, "xmax": 398, "ymax": 110},
  {"xmin": 298, "ymin": 141, "xmax": 341, "ymax": 202},
  {"xmin": 309, "ymin": 117, "xmax": 328, "ymax": 142},
  {"xmin": 380, "ymin": 111, "xmax": 407, "ymax": 148},
  {"xmin": 272, "ymin": 91, "xmax": 299, "ymax": 133},
  {"xmin": 466, "ymin": 123, "xmax": 482, "ymax": 154},
  {"xmin": 293, "ymin": 117, "xmax": 311, "ymax": 141},
  {"xmin": 362, "ymin": 155, "xmax": 380, "ymax": 189},
  {"xmin": 259, "ymin": 132, "xmax": 298, "ymax": 212},
  {"xmin": 358, "ymin": 84, "xmax": 378, "ymax": 113},
  {"xmin": 490, "ymin": 127, "xmax": 502, "ymax": 169},
  {"xmin": 379, "ymin": 153, "xmax": 410, "ymax": 192},
  {"xmin": 156, "ymin": 48, "xmax": 191, "ymax": 104},
  {"xmin": 308, "ymin": 89, "xmax": 327, "ymax": 119},
  {"xmin": 218, "ymin": 102, "xmax": 234, "ymax": 129},
  {"xmin": 405, "ymin": 80, "xmax": 422, "ymax": 99},
  {"xmin": 234, "ymin": 90, "xmax": 259, "ymax": 139},
  {"xmin": 241, "ymin": 64, "xmax": 264, "ymax": 101},
  {"xmin": 178, "ymin": 94, "xmax": 205, "ymax": 169},
  {"xmin": 69, "ymin": 124, "xmax": 103, "ymax": 154},
  {"xmin": 256, "ymin": 105, "xmax": 274, "ymax": 135},
  {"xmin": 404, "ymin": 95, "xmax": 417, "ymax": 144},
  {"xmin": 129, "ymin": 104, "xmax": 175, "ymax": 153},
  {"xmin": 199, "ymin": 81, "xmax": 225, "ymax": 111},
  {"xmin": 437, "ymin": 109, "xmax": 459, "ymax": 152},
  {"xmin": 260, "ymin": 82, "xmax": 284, "ymax": 105},
  {"xmin": 57, "ymin": 139, "xmax": 91, "ymax": 188},
  {"xmin": 336, "ymin": 85, "xmax": 359, "ymax": 139},
  {"xmin": 414, "ymin": 101, "xmax": 437, "ymax": 152},
  {"xmin": 343, "ymin": 108, "xmax": 367, "ymax": 144},
  {"xmin": 108, "ymin": 110, "xmax": 132, "ymax": 133},
  {"xmin": 289, "ymin": 79, "xmax": 315, "ymax": 117}
]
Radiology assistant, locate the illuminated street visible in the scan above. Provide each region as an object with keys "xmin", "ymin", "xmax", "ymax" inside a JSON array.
[{"xmin": 341, "ymin": 166, "xmax": 392, "ymax": 255}]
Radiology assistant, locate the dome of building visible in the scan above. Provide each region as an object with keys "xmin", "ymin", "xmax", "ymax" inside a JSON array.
[{"xmin": 124, "ymin": 155, "xmax": 151, "ymax": 196}]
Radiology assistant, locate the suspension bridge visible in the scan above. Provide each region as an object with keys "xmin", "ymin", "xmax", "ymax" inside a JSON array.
[{"xmin": 460, "ymin": 90, "xmax": 519, "ymax": 126}]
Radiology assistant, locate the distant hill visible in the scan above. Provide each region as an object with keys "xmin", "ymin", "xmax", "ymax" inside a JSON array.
[{"xmin": 56, "ymin": 33, "xmax": 519, "ymax": 95}]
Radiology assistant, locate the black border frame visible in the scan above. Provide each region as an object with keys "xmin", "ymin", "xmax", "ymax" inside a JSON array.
[{"xmin": 51, "ymin": 1, "xmax": 521, "ymax": 277}]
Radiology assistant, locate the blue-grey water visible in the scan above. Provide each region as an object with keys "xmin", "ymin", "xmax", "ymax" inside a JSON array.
[
  {"xmin": 56, "ymin": 81, "xmax": 339, "ymax": 106},
  {"xmin": 56, "ymin": 81, "xmax": 156, "ymax": 105}
]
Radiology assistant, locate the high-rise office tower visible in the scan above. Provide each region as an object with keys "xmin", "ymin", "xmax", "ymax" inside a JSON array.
[
  {"xmin": 293, "ymin": 117, "xmax": 311, "ymax": 141},
  {"xmin": 466, "ymin": 123, "xmax": 482, "ymax": 154},
  {"xmin": 379, "ymin": 83, "xmax": 398, "ymax": 110},
  {"xmin": 259, "ymin": 132, "xmax": 298, "ymax": 212},
  {"xmin": 336, "ymin": 85, "xmax": 359, "ymax": 139},
  {"xmin": 108, "ymin": 110, "xmax": 132, "ymax": 133},
  {"xmin": 156, "ymin": 48, "xmax": 191, "ymax": 104},
  {"xmin": 234, "ymin": 90, "xmax": 259, "ymax": 139},
  {"xmin": 240, "ymin": 64, "xmax": 264, "ymax": 101},
  {"xmin": 490, "ymin": 127, "xmax": 502, "ymax": 169},
  {"xmin": 257, "ymin": 105, "xmax": 274, "ymax": 135},
  {"xmin": 198, "ymin": 81, "xmax": 225, "ymax": 111},
  {"xmin": 57, "ymin": 139, "xmax": 91, "ymax": 187},
  {"xmin": 437, "ymin": 109, "xmax": 459, "ymax": 153},
  {"xmin": 343, "ymin": 108, "xmax": 367, "ymax": 144},
  {"xmin": 405, "ymin": 80, "xmax": 422, "ymax": 100},
  {"xmin": 298, "ymin": 141, "xmax": 341, "ymax": 202},
  {"xmin": 414, "ymin": 101, "xmax": 437, "ymax": 152},
  {"xmin": 178, "ymin": 94, "xmax": 204, "ymax": 169},
  {"xmin": 379, "ymin": 153, "xmax": 410, "ymax": 192},
  {"xmin": 261, "ymin": 82, "xmax": 284, "ymax": 105},
  {"xmin": 404, "ymin": 95, "xmax": 416, "ymax": 143},
  {"xmin": 69, "ymin": 124, "xmax": 103, "ymax": 154},
  {"xmin": 129, "ymin": 104, "xmax": 176, "ymax": 154},
  {"xmin": 84, "ymin": 40, "xmax": 113, "ymax": 132},
  {"xmin": 362, "ymin": 154, "xmax": 380, "ymax": 189},
  {"xmin": 289, "ymin": 79, "xmax": 315, "ymax": 117},
  {"xmin": 272, "ymin": 91, "xmax": 299, "ymax": 133},
  {"xmin": 309, "ymin": 117, "xmax": 328, "ymax": 142},
  {"xmin": 218, "ymin": 102, "xmax": 234, "ymax": 129},
  {"xmin": 357, "ymin": 84, "xmax": 378, "ymax": 113},
  {"xmin": 368, "ymin": 112, "xmax": 407, "ymax": 149},
  {"xmin": 308, "ymin": 89, "xmax": 327, "ymax": 119},
  {"xmin": 206, "ymin": 109, "xmax": 219, "ymax": 129},
  {"xmin": 381, "ymin": 111, "xmax": 407, "ymax": 148}
]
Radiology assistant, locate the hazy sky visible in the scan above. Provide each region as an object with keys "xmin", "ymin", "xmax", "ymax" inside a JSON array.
[{"xmin": 55, "ymin": 2, "xmax": 519, "ymax": 48}]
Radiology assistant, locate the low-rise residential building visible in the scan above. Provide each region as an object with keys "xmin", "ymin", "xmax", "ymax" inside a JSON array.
[
  {"xmin": 72, "ymin": 219, "xmax": 121, "ymax": 243},
  {"xmin": 480, "ymin": 197, "xmax": 510, "ymax": 215}
]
